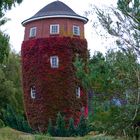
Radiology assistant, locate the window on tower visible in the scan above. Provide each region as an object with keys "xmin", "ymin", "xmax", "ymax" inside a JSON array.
[
  {"xmin": 29, "ymin": 27, "xmax": 37, "ymax": 37},
  {"xmin": 73, "ymin": 26, "xmax": 80, "ymax": 36},
  {"xmin": 50, "ymin": 56, "xmax": 59, "ymax": 68},
  {"xmin": 76, "ymin": 86, "xmax": 80, "ymax": 98},
  {"xmin": 30, "ymin": 86, "xmax": 36, "ymax": 99},
  {"xmin": 50, "ymin": 24, "xmax": 59, "ymax": 34}
]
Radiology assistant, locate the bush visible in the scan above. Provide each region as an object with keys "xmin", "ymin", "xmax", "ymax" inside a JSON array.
[
  {"xmin": 55, "ymin": 112, "xmax": 66, "ymax": 137},
  {"xmin": 47, "ymin": 113, "xmax": 92, "ymax": 137},
  {"xmin": 2, "ymin": 105, "xmax": 33, "ymax": 133},
  {"xmin": 77, "ymin": 113, "xmax": 91, "ymax": 136},
  {"xmin": 68, "ymin": 118, "xmax": 76, "ymax": 136},
  {"xmin": 0, "ymin": 119, "xmax": 4, "ymax": 128},
  {"xmin": 47, "ymin": 119, "xmax": 54, "ymax": 136}
]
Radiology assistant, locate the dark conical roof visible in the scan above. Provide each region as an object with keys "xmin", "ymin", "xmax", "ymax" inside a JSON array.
[
  {"xmin": 22, "ymin": 1, "xmax": 88, "ymax": 25},
  {"xmin": 33, "ymin": 1, "xmax": 79, "ymax": 17}
]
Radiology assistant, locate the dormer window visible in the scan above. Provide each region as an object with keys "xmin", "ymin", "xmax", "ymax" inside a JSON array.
[
  {"xmin": 29, "ymin": 27, "xmax": 37, "ymax": 37},
  {"xmin": 31, "ymin": 86, "xmax": 36, "ymax": 99},
  {"xmin": 76, "ymin": 87, "xmax": 80, "ymax": 98},
  {"xmin": 50, "ymin": 24, "xmax": 59, "ymax": 34},
  {"xmin": 50, "ymin": 56, "xmax": 59, "ymax": 68},
  {"xmin": 73, "ymin": 26, "xmax": 80, "ymax": 36}
]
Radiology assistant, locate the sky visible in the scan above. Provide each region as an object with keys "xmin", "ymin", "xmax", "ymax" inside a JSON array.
[{"xmin": 1, "ymin": 0, "xmax": 117, "ymax": 55}]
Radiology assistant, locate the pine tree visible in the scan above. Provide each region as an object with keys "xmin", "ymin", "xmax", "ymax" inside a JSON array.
[
  {"xmin": 68, "ymin": 118, "xmax": 76, "ymax": 136},
  {"xmin": 77, "ymin": 114, "xmax": 88, "ymax": 136},
  {"xmin": 55, "ymin": 112, "xmax": 66, "ymax": 137},
  {"xmin": 47, "ymin": 119, "xmax": 54, "ymax": 136},
  {"xmin": 2, "ymin": 105, "xmax": 32, "ymax": 133}
]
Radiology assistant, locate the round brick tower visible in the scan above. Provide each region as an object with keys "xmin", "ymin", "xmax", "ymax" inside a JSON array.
[{"xmin": 21, "ymin": 1, "xmax": 88, "ymax": 131}]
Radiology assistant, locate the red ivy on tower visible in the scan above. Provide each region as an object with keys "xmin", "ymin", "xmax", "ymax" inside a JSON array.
[{"xmin": 21, "ymin": 37, "xmax": 88, "ymax": 131}]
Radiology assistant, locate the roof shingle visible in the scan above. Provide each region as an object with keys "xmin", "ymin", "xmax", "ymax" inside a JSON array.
[{"xmin": 22, "ymin": 1, "xmax": 88, "ymax": 25}]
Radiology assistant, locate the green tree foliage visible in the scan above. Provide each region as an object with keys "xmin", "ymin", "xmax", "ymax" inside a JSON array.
[
  {"xmin": 0, "ymin": 32, "xmax": 9, "ymax": 63},
  {"xmin": 47, "ymin": 113, "xmax": 91, "ymax": 137},
  {"xmin": 47, "ymin": 119, "xmax": 54, "ymax": 136},
  {"xmin": 84, "ymin": 1, "xmax": 140, "ymax": 136},
  {"xmin": 77, "ymin": 113, "xmax": 89, "ymax": 136},
  {"xmin": 0, "ymin": 51, "xmax": 23, "ymax": 121},
  {"xmin": 2, "ymin": 105, "xmax": 33, "ymax": 133},
  {"xmin": 117, "ymin": 0, "xmax": 140, "ymax": 25},
  {"xmin": 75, "ymin": 50, "xmax": 140, "ymax": 137},
  {"xmin": 0, "ymin": 0, "xmax": 23, "ymax": 17},
  {"xmin": 0, "ymin": 0, "xmax": 23, "ymax": 63},
  {"xmin": 75, "ymin": 52, "xmax": 111, "ymax": 94},
  {"xmin": 96, "ymin": 8, "xmax": 140, "ymax": 56},
  {"xmin": 0, "ymin": 119, "xmax": 4, "ymax": 128},
  {"xmin": 3, "ymin": 51, "xmax": 23, "ymax": 114},
  {"xmin": 0, "ymin": 66, "xmax": 17, "ymax": 113},
  {"xmin": 94, "ymin": 0, "xmax": 140, "ymax": 56},
  {"xmin": 68, "ymin": 118, "xmax": 76, "ymax": 136},
  {"xmin": 55, "ymin": 112, "xmax": 66, "ymax": 137}
]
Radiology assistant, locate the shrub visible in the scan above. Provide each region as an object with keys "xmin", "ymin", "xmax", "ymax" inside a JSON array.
[
  {"xmin": 55, "ymin": 112, "xmax": 66, "ymax": 137},
  {"xmin": 0, "ymin": 119, "xmax": 4, "ymax": 128},
  {"xmin": 77, "ymin": 113, "xmax": 90, "ymax": 136},
  {"xmin": 47, "ymin": 113, "xmax": 92, "ymax": 137},
  {"xmin": 47, "ymin": 119, "xmax": 54, "ymax": 136},
  {"xmin": 68, "ymin": 118, "xmax": 76, "ymax": 136},
  {"xmin": 2, "ymin": 105, "xmax": 33, "ymax": 133}
]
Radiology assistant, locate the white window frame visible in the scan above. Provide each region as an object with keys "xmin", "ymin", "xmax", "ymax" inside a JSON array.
[
  {"xmin": 73, "ymin": 26, "xmax": 80, "ymax": 36},
  {"xmin": 50, "ymin": 56, "xmax": 59, "ymax": 68},
  {"xmin": 76, "ymin": 87, "xmax": 80, "ymax": 98},
  {"xmin": 31, "ymin": 86, "xmax": 36, "ymax": 99},
  {"xmin": 29, "ymin": 27, "xmax": 37, "ymax": 37},
  {"xmin": 50, "ymin": 24, "xmax": 59, "ymax": 34}
]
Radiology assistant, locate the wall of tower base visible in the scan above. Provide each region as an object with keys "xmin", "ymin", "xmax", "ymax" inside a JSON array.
[{"xmin": 21, "ymin": 37, "xmax": 88, "ymax": 132}]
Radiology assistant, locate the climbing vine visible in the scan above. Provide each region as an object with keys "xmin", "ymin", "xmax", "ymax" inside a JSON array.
[{"xmin": 21, "ymin": 37, "xmax": 88, "ymax": 131}]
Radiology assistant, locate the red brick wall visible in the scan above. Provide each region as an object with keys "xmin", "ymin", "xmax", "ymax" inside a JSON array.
[{"xmin": 23, "ymin": 18, "xmax": 85, "ymax": 41}]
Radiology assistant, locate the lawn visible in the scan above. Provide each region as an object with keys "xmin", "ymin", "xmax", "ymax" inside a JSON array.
[{"xmin": 0, "ymin": 127, "xmax": 126, "ymax": 140}]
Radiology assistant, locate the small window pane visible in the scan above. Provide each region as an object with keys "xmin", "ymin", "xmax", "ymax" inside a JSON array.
[
  {"xmin": 73, "ymin": 26, "xmax": 80, "ymax": 36},
  {"xmin": 31, "ymin": 86, "xmax": 36, "ymax": 99},
  {"xmin": 29, "ymin": 27, "xmax": 36, "ymax": 37},
  {"xmin": 76, "ymin": 87, "xmax": 80, "ymax": 98},
  {"xmin": 50, "ymin": 24, "xmax": 59, "ymax": 34},
  {"xmin": 50, "ymin": 56, "xmax": 59, "ymax": 68}
]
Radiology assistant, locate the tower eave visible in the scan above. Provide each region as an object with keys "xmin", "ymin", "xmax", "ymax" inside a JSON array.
[{"xmin": 22, "ymin": 15, "xmax": 88, "ymax": 26}]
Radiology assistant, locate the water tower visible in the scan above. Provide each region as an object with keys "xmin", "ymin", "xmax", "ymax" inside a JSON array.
[{"xmin": 21, "ymin": 0, "xmax": 88, "ymax": 131}]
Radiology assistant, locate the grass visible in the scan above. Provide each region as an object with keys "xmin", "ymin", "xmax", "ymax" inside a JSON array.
[
  {"xmin": 0, "ymin": 127, "xmax": 33, "ymax": 140},
  {"xmin": 0, "ymin": 127, "xmax": 130, "ymax": 140}
]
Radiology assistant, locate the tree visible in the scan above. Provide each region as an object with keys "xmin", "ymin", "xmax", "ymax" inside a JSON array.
[
  {"xmin": 0, "ymin": 51, "xmax": 23, "ymax": 120},
  {"xmin": 0, "ymin": 32, "xmax": 9, "ymax": 63},
  {"xmin": 75, "ymin": 49, "xmax": 140, "ymax": 136},
  {"xmin": 117, "ymin": 0, "xmax": 140, "ymax": 26},
  {"xmin": 47, "ymin": 119, "xmax": 54, "ymax": 136},
  {"xmin": 0, "ymin": 0, "xmax": 23, "ymax": 17},
  {"xmin": 77, "ymin": 113, "xmax": 89, "ymax": 136},
  {"xmin": 75, "ymin": 52, "xmax": 111, "ymax": 95},
  {"xmin": 2, "ymin": 105, "xmax": 33, "ymax": 133},
  {"xmin": 0, "ymin": 0, "xmax": 23, "ymax": 63},
  {"xmin": 68, "ymin": 118, "xmax": 76, "ymax": 136},
  {"xmin": 94, "ymin": 1, "xmax": 140, "ymax": 56},
  {"xmin": 5, "ymin": 52, "xmax": 23, "ymax": 114},
  {"xmin": 92, "ymin": 0, "xmax": 140, "ymax": 136},
  {"xmin": 55, "ymin": 112, "xmax": 66, "ymax": 137},
  {"xmin": 83, "ymin": 1, "xmax": 140, "ymax": 136}
]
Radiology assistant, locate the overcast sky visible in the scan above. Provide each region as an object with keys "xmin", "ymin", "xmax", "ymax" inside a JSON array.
[{"xmin": 1, "ymin": 0, "xmax": 117, "ymax": 55}]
